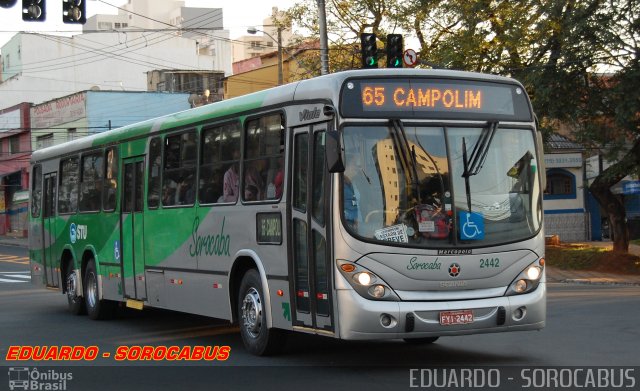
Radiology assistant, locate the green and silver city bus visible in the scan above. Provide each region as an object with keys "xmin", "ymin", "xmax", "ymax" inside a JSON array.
[{"xmin": 29, "ymin": 69, "xmax": 546, "ymax": 355}]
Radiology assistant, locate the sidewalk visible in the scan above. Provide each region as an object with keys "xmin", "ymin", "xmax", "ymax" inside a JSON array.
[
  {"xmin": 2, "ymin": 235, "xmax": 638, "ymax": 286},
  {"xmin": 0, "ymin": 235, "xmax": 28, "ymax": 248},
  {"xmin": 546, "ymin": 241, "xmax": 640, "ymax": 286}
]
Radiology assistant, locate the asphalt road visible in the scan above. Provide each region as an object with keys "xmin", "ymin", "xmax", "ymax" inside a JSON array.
[{"xmin": 1, "ymin": 244, "xmax": 639, "ymax": 390}]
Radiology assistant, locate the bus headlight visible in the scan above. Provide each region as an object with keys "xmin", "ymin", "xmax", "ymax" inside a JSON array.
[
  {"xmin": 369, "ymin": 284, "xmax": 386, "ymax": 298},
  {"xmin": 526, "ymin": 266, "xmax": 541, "ymax": 280},
  {"xmin": 506, "ymin": 259, "xmax": 544, "ymax": 296},
  {"xmin": 338, "ymin": 260, "xmax": 399, "ymax": 301},
  {"xmin": 353, "ymin": 272, "xmax": 375, "ymax": 286}
]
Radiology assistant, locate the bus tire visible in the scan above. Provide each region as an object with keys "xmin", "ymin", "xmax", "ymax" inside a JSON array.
[
  {"xmin": 238, "ymin": 269, "xmax": 285, "ymax": 356},
  {"xmin": 403, "ymin": 337, "xmax": 439, "ymax": 345},
  {"xmin": 65, "ymin": 264, "xmax": 85, "ymax": 315},
  {"xmin": 84, "ymin": 259, "xmax": 115, "ymax": 320}
]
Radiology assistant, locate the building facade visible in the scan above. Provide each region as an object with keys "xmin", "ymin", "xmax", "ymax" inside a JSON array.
[
  {"xmin": 543, "ymin": 134, "xmax": 589, "ymax": 242},
  {"xmin": 0, "ymin": 31, "xmax": 216, "ymax": 109},
  {"xmin": 0, "ymin": 103, "xmax": 31, "ymax": 237}
]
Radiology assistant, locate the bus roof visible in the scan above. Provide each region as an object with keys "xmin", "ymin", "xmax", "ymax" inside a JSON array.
[{"xmin": 30, "ymin": 69, "xmax": 526, "ymax": 164}]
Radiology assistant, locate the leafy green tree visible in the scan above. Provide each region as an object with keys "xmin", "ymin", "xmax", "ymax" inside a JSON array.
[{"xmin": 284, "ymin": 0, "xmax": 639, "ymax": 251}]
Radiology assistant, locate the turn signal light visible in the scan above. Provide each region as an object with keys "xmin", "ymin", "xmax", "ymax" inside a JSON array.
[{"xmin": 340, "ymin": 264, "xmax": 356, "ymax": 273}]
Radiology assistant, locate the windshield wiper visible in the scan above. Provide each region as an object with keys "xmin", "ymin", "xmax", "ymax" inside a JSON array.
[
  {"xmin": 463, "ymin": 121, "xmax": 499, "ymax": 178},
  {"xmin": 390, "ymin": 119, "xmax": 421, "ymax": 204},
  {"xmin": 461, "ymin": 121, "xmax": 499, "ymax": 212}
]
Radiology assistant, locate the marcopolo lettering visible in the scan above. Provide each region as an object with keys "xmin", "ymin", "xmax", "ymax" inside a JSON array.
[{"xmin": 299, "ymin": 107, "xmax": 321, "ymax": 122}]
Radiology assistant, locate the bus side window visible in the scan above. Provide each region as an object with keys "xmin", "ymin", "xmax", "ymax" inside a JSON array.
[
  {"xmin": 148, "ymin": 138, "xmax": 162, "ymax": 208},
  {"xmin": 58, "ymin": 157, "xmax": 79, "ymax": 214},
  {"xmin": 79, "ymin": 152, "xmax": 104, "ymax": 212},
  {"xmin": 31, "ymin": 165, "xmax": 42, "ymax": 218},
  {"xmin": 163, "ymin": 131, "xmax": 197, "ymax": 206},
  {"xmin": 104, "ymin": 147, "xmax": 118, "ymax": 211},
  {"xmin": 243, "ymin": 113, "xmax": 284, "ymax": 202},
  {"xmin": 199, "ymin": 121, "xmax": 240, "ymax": 204}
]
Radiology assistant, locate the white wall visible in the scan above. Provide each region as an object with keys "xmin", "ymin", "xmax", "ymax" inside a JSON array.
[{"xmin": 0, "ymin": 32, "xmax": 216, "ymax": 108}]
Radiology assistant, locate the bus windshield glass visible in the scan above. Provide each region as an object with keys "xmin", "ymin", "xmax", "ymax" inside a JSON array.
[{"xmin": 341, "ymin": 124, "xmax": 541, "ymax": 247}]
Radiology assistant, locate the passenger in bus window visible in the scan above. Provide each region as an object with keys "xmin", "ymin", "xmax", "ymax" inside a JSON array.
[
  {"xmin": 245, "ymin": 184, "xmax": 259, "ymax": 201},
  {"xmin": 244, "ymin": 160, "xmax": 266, "ymax": 200},
  {"xmin": 223, "ymin": 154, "xmax": 239, "ymax": 202},
  {"xmin": 177, "ymin": 175, "xmax": 195, "ymax": 205},
  {"xmin": 272, "ymin": 157, "xmax": 284, "ymax": 199},
  {"xmin": 163, "ymin": 178, "xmax": 177, "ymax": 205}
]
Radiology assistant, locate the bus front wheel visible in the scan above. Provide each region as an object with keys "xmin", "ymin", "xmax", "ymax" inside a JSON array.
[
  {"xmin": 238, "ymin": 269, "xmax": 285, "ymax": 356},
  {"xmin": 84, "ymin": 259, "xmax": 115, "ymax": 320}
]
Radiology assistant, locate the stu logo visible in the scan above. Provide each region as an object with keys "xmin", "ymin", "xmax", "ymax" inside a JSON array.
[
  {"xmin": 69, "ymin": 224, "xmax": 87, "ymax": 244},
  {"xmin": 189, "ymin": 216, "xmax": 231, "ymax": 257}
]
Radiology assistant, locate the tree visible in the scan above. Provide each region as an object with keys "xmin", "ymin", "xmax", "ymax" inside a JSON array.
[
  {"xmin": 284, "ymin": 0, "xmax": 639, "ymax": 252},
  {"xmin": 581, "ymin": 0, "xmax": 640, "ymax": 252},
  {"xmin": 283, "ymin": 0, "xmax": 403, "ymax": 77}
]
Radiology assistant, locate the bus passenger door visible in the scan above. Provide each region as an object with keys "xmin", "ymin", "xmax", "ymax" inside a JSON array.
[
  {"xmin": 121, "ymin": 157, "xmax": 146, "ymax": 301},
  {"xmin": 42, "ymin": 173, "xmax": 59, "ymax": 288},
  {"xmin": 290, "ymin": 125, "xmax": 334, "ymax": 332}
]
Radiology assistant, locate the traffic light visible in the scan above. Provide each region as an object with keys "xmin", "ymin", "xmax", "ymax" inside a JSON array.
[
  {"xmin": 0, "ymin": 1, "xmax": 18, "ymax": 9},
  {"xmin": 62, "ymin": 0, "xmax": 85, "ymax": 24},
  {"xmin": 360, "ymin": 33, "xmax": 378, "ymax": 69},
  {"xmin": 386, "ymin": 34, "xmax": 403, "ymax": 68},
  {"xmin": 22, "ymin": 0, "xmax": 45, "ymax": 21}
]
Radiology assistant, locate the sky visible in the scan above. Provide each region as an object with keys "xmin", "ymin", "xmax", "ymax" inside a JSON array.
[{"xmin": 0, "ymin": 0, "xmax": 298, "ymax": 48}]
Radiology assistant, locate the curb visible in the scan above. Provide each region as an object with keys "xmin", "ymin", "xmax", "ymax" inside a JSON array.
[{"xmin": 561, "ymin": 278, "xmax": 640, "ymax": 287}]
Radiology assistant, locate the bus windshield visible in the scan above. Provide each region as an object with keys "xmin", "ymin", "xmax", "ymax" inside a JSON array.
[{"xmin": 341, "ymin": 123, "xmax": 541, "ymax": 248}]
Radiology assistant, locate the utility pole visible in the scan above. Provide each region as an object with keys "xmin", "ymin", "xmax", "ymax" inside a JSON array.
[{"xmin": 317, "ymin": 0, "xmax": 329, "ymax": 75}]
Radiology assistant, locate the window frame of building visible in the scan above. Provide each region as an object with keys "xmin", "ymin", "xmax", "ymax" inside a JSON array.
[
  {"xmin": 36, "ymin": 134, "xmax": 54, "ymax": 150},
  {"xmin": 544, "ymin": 168, "xmax": 577, "ymax": 200},
  {"xmin": 9, "ymin": 135, "xmax": 20, "ymax": 154}
]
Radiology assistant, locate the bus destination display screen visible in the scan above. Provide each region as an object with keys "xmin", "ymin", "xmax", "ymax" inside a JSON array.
[{"xmin": 341, "ymin": 78, "xmax": 532, "ymax": 121}]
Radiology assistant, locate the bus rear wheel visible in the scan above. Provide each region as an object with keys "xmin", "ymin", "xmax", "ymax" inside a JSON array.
[
  {"xmin": 403, "ymin": 337, "xmax": 439, "ymax": 345},
  {"xmin": 238, "ymin": 269, "xmax": 285, "ymax": 356},
  {"xmin": 65, "ymin": 264, "xmax": 85, "ymax": 315},
  {"xmin": 84, "ymin": 259, "xmax": 115, "ymax": 320}
]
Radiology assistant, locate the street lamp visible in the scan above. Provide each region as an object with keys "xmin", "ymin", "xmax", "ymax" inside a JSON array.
[{"xmin": 247, "ymin": 26, "xmax": 283, "ymax": 86}]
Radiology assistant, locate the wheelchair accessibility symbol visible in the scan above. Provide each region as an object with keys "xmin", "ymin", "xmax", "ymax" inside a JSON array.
[{"xmin": 459, "ymin": 212, "xmax": 484, "ymax": 240}]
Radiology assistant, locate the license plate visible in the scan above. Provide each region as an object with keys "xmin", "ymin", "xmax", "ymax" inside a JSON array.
[{"xmin": 439, "ymin": 310, "xmax": 474, "ymax": 325}]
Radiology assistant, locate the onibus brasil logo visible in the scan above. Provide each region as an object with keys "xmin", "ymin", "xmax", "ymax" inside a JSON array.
[{"xmin": 8, "ymin": 367, "xmax": 73, "ymax": 390}]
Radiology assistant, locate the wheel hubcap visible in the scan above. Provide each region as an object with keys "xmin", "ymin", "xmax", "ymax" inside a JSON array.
[
  {"xmin": 241, "ymin": 288, "xmax": 262, "ymax": 338},
  {"xmin": 66, "ymin": 271, "xmax": 78, "ymax": 303},
  {"xmin": 86, "ymin": 272, "xmax": 97, "ymax": 308}
]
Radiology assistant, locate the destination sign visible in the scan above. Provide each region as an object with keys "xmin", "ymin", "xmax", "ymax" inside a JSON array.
[{"xmin": 341, "ymin": 78, "xmax": 532, "ymax": 121}]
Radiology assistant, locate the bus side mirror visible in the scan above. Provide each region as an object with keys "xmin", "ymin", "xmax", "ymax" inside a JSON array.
[{"xmin": 326, "ymin": 131, "xmax": 345, "ymax": 173}]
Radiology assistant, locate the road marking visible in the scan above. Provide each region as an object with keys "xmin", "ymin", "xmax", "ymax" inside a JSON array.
[
  {"xmin": 0, "ymin": 278, "xmax": 28, "ymax": 283},
  {"xmin": 0, "ymin": 272, "xmax": 30, "ymax": 283},
  {"xmin": 7, "ymin": 274, "xmax": 30, "ymax": 279},
  {"xmin": 0, "ymin": 258, "xmax": 29, "ymax": 265}
]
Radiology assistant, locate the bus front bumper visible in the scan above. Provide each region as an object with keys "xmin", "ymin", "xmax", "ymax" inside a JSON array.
[{"xmin": 336, "ymin": 283, "xmax": 546, "ymax": 340}]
